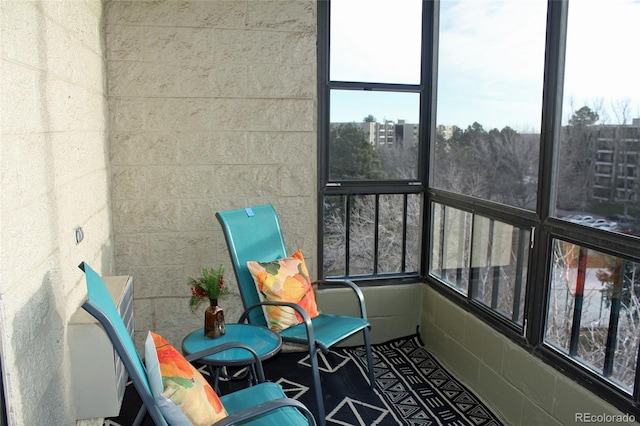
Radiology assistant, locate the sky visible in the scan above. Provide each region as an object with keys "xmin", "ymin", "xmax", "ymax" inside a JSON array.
[{"xmin": 329, "ymin": 0, "xmax": 640, "ymax": 132}]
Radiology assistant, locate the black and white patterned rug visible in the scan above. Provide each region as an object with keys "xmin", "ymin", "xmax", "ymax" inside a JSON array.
[{"xmin": 107, "ymin": 334, "xmax": 504, "ymax": 425}]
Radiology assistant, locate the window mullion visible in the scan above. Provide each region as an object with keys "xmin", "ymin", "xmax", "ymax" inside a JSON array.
[
  {"xmin": 526, "ymin": 0, "xmax": 568, "ymax": 347},
  {"xmin": 401, "ymin": 194, "xmax": 409, "ymax": 273},
  {"xmin": 373, "ymin": 194, "xmax": 380, "ymax": 276},
  {"xmin": 511, "ymin": 232, "xmax": 526, "ymax": 323}
]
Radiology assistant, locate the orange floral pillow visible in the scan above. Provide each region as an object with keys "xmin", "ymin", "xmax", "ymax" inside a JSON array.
[
  {"xmin": 247, "ymin": 249, "xmax": 320, "ymax": 332},
  {"xmin": 144, "ymin": 331, "xmax": 228, "ymax": 425}
]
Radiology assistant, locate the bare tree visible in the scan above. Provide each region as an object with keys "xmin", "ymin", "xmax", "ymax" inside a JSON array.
[
  {"xmin": 379, "ymin": 143, "xmax": 418, "ymax": 179},
  {"xmin": 323, "ymin": 194, "xmax": 421, "ymax": 277},
  {"xmin": 434, "ymin": 123, "xmax": 538, "ymax": 208}
]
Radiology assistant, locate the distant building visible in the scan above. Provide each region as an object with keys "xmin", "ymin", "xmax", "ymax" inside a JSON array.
[
  {"xmin": 436, "ymin": 124, "xmax": 457, "ymax": 140},
  {"xmin": 591, "ymin": 120, "xmax": 640, "ymax": 203},
  {"xmin": 396, "ymin": 120, "xmax": 419, "ymax": 148},
  {"xmin": 331, "ymin": 119, "xmax": 419, "ymax": 150}
]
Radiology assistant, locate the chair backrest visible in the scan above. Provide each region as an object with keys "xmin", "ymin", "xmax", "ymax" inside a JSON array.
[
  {"xmin": 78, "ymin": 262, "xmax": 168, "ymax": 426},
  {"xmin": 216, "ymin": 204, "xmax": 288, "ymax": 326}
]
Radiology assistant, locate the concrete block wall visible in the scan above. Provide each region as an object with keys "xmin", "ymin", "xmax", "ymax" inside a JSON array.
[
  {"xmin": 0, "ymin": 1, "xmax": 113, "ymax": 424},
  {"xmin": 104, "ymin": 0, "xmax": 318, "ymax": 351},
  {"xmin": 420, "ymin": 285, "xmax": 636, "ymax": 425},
  {"xmin": 316, "ymin": 283, "xmax": 423, "ymax": 346}
]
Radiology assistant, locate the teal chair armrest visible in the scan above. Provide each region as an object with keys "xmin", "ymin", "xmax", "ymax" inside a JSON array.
[
  {"xmin": 313, "ymin": 279, "xmax": 368, "ymax": 321},
  {"xmin": 239, "ymin": 301, "xmax": 312, "ymax": 325},
  {"xmin": 238, "ymin": 301, "xmax": 317, "ymax": 348}
]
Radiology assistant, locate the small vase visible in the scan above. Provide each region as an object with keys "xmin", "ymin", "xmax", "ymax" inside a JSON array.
[{"xmin": 204, "ymin": 298, "xmax": 225, "ymax": 339}]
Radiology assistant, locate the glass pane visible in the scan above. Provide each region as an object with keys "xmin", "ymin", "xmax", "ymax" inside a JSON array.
[
  {"xmin": 555, "ymin": 1, "xmax": 640, "ymax": 237},
  {"xmin": 377, "ymin": 194, "xmax": 406, "ymax": 274},
  {"xmin": 348, "ymin": 195, "xmax": 375, "ymax": 276},
  {"xmin": 405, "ymin": 193, "xmax": 423, "ymax": 273},
  {"xmin": 374, "ymin": 193, "xmax": 421, "ymax": 275},
  {"xmin": 546, "ymin": 240, "xmax": 640, "ymax": 393},
  {"xmin": 323, "ymin": 193, "xmax": 422, "ymax": 278},
  {"xmin": 430, "ymin": 204, "xmax": 529, "ymax": 325},
  {"xmin": 323, "ymin": 195, "xmax": 346, "ymax": 277},
  {"xmin": 330, "ymin": 0, "xmax": 422, "ymax": 84},
  {"xmin": 471, "ymin": 216, "xmax": 529, "ymax": 325},
  {"xmin": 430, "ymin": 203, "xmax": 472, "ymax": 294},
  {"xmin": 330, "ymin": 90, "xmax": 420, "ymax": 180},
  {"xmin": 433, "ymin": 1, "xmax": 546, "ymax": 209}
]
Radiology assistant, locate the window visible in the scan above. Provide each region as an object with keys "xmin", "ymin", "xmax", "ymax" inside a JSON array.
[
  {"xmin": 429, "ymin": 0, "xmax": 545, "ymax": 336},
  {"xmin": 555, "ymin": 1, "xmax": 640, "ymax": 227},
  {"xmin": 431, "ymin": 203, "xmax": 529, "ymax": 325},
  {"xmin": 329, "ymin": 0, "xmax": 421, "ymax": 84},
  {"xmin": 543, "ymin": 0, "xmax": 640, "ymax": 409},
  {"xmin": 319, "ymin": 0, "xmax": 640, "ymax": 417},
  {"xmin": 329, "ymin": 91, "xmax": 421, "ymax": 180},
  {"xmin": 433, "ymin": 1, "xmax": 546, "ymax": 210},
  {"xmin": 319, "ymin": 0, "xmax": 426, "ymax": 282},
  {"xmin": 323, "ymin": 193, "xmax": 422, "ymax": 278}
]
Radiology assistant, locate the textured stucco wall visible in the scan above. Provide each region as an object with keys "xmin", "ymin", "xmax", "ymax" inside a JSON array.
[
  {"xmin": 104, "ymin": 0, "xmax": 318, "ymax": 351},
  {"xmin": 0, "ymin": 1, "xmax": 112, "ymax": 424}
]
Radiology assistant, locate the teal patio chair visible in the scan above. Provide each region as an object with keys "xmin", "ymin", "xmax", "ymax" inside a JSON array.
[
  {"xmin": 216, "ymin": 204, "xmax": 375, "ymax": 426},
  {"xmin": 78, "ymin": 262, "xmax": 316, "ymax": 426}
]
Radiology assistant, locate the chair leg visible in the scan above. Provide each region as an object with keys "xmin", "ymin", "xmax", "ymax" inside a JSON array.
[
  {"xmin": 308, "ymin": 344, "xmax": 326, "ymax": 426},
  {"xmin": 363, "ymin": 327, "xmax": 376, "ymax": 389},
  {"xmin": 133, "ymin": 405, "xmax": 148, "ymax": 426},
  {"xmin": 208, "ymin": 365, "xmax": 222, "ymax": 394}
]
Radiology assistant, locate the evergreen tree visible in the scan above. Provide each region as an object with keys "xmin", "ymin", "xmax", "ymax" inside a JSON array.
[
  {"xmin": 329, "ymin": 123, "xmax": 387, "ymax": 180},
  {"xmin": 558, "ymin": 105, "xmax": 600, "ymax": 209}
]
